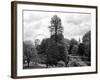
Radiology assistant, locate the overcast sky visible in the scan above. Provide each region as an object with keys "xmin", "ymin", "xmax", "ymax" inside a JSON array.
[{"xmin": 23, "ymin": 10, "xmax": 91, "ymax": 43}]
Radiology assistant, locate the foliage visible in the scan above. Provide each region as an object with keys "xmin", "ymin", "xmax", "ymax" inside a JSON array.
[
  {"xmin": 83, "ymin": 31, "xmax": 91, "ymax": 44},
  {"xmin": 40, "ymin": 35, "xmax": 69, "ymax": 67},
  {"xmin": 63, "ymin": 38, "xmax": 70, "ymax": 49},
  {"xmin": 48, "ymin": 15, "xmax": 63, "ymax": 41},
  {"xmin": 40, "ymin": 38, "xmax": 49, "ymax": 54},
  {"xmin": 82, "ymin": 31, "xmax": 91, "ymax": 59},
  {"xmin": 68, "ymin": 38, "xmax": 78, "ymax": 55},
  {"xmin": 78, "ymin": 43, "xmax": 85, "ymax": 56},
  {"xmin": 70, "ymin": 38, "xmax": 78, "ymax": 45},
  {"xmin": 23, "ymin": 41, "xmax": 39, "ymax": 67},
  {"xmin": 46, "ymin": 39, "xmax": 60, "ymax": 66},
  {"xmin": 71, "ymin": 44, "xmax": 79, "ymax": 55},
  {"xmin": 77, "ymin": 31, "xmax": 91, "ymax": 62}
]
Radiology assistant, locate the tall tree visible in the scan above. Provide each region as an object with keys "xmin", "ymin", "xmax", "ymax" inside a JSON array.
[
  {"xmin": 82, "ymin": 31, "xmax": 91, "ymax": 60},
  {"xmin": 48, "ymin": 15, "xmax": 63, "ymax": 42},
  {"xmin": 47, "ymin": 15, "xmax": 68, "ymax": 67},
  {"xmin": 23, "ymin": 41, "xmax": 39, "ymax": 68},
  {"xmin": 39, "ymin": 15, "xmax": 69, "ymax": 67}
]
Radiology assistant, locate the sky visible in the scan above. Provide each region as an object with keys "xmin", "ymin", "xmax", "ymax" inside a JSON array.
[{"xmin": 23, "ymin": 10, "xmax": 91, "ymax": 43}]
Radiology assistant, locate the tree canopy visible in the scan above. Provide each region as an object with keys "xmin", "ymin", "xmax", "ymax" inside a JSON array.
[
  {"xmin": 48, "ymin": 15, "xmax": 63, "ymax": 38},
  {"xmin": 23, "ymin": 41, "xmax": 39, "ymax": 67}
]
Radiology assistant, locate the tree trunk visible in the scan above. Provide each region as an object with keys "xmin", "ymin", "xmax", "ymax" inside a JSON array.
[
  {"xmin": 27, "ymin": 60, "xmax": 30, "ymax": 68},
  {"xmin": 46, "ymin": 64, "xmax": 48, "ymax": 68}
]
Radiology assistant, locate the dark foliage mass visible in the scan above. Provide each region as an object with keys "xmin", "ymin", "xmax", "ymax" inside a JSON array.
[
  {"xmin": 40, "ymin": 34, "xmax": 69, "ymax": 67},
  {"xmin": 82, "ymin": 31, "xmax": 91, "ymax": 62},
  {"xmin": 23, "ymin": 41, "xmax": 39, "ymax": 68},
  {"xmin": 83, "ymin": 31, "xmax": 91, "ymax": 57},
  {"xmin": 78, "ymin": 43, "xmax": 84, "ymax": 56},
  {"xmin": 68, "ymin": 38, "xmax": 78, "ymax": 55}
]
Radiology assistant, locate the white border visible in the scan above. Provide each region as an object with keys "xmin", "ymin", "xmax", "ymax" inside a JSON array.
[{"xmin": 17, "ymin": 3, "xmax": 96, "ymax": 76}]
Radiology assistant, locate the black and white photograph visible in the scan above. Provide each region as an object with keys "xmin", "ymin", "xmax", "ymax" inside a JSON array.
[
  {"xmin": 23, "ymin": 11, "xmax": 91, "ymax": 69},
  {"xmin": 11, "ymin": 1, "xmax": 97, "ymax": 78}
]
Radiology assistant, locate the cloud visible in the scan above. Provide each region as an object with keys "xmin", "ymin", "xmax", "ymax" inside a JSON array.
[
  {"xmin": 23, "ymin": 11, "xmax": 91, "ymax": 42},
  {"xmin": 63, "ymin": 13, "xmax": 91, "ymax": 38},
  {"xmin": 23, "ymin": 11, "xmax": 49, "ymax": 23},
  {"xmin": 23, "ymin": 13, "xmax": 50, "ymax": 41},
  {"xmin": 64, "ymin": 14, "xmax": 91, "ymax": 25}
]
